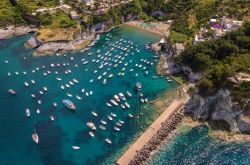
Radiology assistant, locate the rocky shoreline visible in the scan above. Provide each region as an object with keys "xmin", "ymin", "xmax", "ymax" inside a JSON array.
[
  {"xmin": 0, "ymin": 26, "xmax": 37, "ymax": 40},
  {"xmin": 25, "ymin": 34, "xmax": 95, "ymax": 56},
  {"xmin": 129, "ymin": 108, "xmax": 185, "ymax": 165}
]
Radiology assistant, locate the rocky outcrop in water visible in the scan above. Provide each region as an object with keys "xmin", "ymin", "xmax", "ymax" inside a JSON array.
[
  {"xmin": 129, "ymin": 108, "xmax": 185, "ymax": 165},
  {"xmin": 25, "ymin": 33, "xmax": 95, "ymax": 56},
  {"xmin": 0, "ymin": 26, "xmax": 37, "ymax": 40},
  {"xmin": 184, "ymin": 89, "xmax": 250, "ymax": 133}
]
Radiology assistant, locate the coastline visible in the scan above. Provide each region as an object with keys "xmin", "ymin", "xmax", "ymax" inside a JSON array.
[
  {"xmin": 117, "ymin": 85, "xmax": 190, "ymax": 165},
  {"xmin": 0, "ymin": 26, "xmax": 37, "ymax": 40},
  {"xmin": 125, "ymin": 21, "xmax": 171, "ymax": 37}
]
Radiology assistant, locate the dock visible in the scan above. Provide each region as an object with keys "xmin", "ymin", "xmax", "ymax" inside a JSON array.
[{"xmin": 117, "ymin": 93, "xmax": 188, "ymax": 165}]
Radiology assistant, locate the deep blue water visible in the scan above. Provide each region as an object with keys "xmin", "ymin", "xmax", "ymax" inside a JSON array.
[
  {"xmin": 148, "ymin": 125, "xmax": 250, "ymax": 165},
  {"xmin": 0, "ymin": 26, "xmax": 178, "ymax": 164}
]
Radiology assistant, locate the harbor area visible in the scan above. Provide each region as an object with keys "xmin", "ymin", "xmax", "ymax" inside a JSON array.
[{"xmin": 117, "ymin": 85, "xmax": 190, "ymax": 165}]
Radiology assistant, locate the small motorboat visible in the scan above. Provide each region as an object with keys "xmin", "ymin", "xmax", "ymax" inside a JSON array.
[
  {"xmin": 32, "ymin": 132, "xmax": 39, "ymax": 144},
  {"xmin": 72, "ymin": 146, "xmax": 80, "ymax": 150},
  {"xmin": 110, "ymin": 99, "xmax": 118, "ymax": 106},
  {"xmin": 31, "ymin": 94, "xmax": 35, "ymax": 98},
  {"xmin": 126, "ymin": 91, "xmax": 132, "ymax": 97},
  {"xmin": 43, "ymin": 87, "xmax": 48, "ymax": 91},
  {"xmin": 128, "ymin": 114, "xmax": 134, "ymax": 118},
  {"xmin": 73, "ymin": 79, "xmax": 79, "ymax": 83},
  {"xmin": 105, "ymin": 138, "xmax": 112, "ymax": 144},
  {"xmin": 125, "ymin": 102, "xmax": 130, "ymax": 109},
  {"xmin": 136, "ymin": 82, "xmax": 142, "ymax": 91},
  {"xmin": 100, "ymin": 120, "xmax": 107, "ymax": 125},
  {"xmin": 114, "ymin": 95, "xmax": 120, "ymax": 102},
  {"xmin": 63, "ymin": 99, "xmax": 76, "ymax": 110},
  {"xmin": 91, "ymin": 111, "xmax": 98, "ymax": 117},
  {"xmin": 26, "ymin": 109, "xmax": 31, "ymax": 117},
  {"xmin": 116, "ymin": 122, "xmax": 122, "ymax": 127},
  {"xmin": 8, "ymin": 89, "xmax": 16, "ymax": 95},
  {"xmin": 31, "ymin": 80, "xmax": 35, "ymax": 84},
  {"xmin": 89, "ymin": 131, "xmax": 95, "ymax": 137},
  {"xmin": 87, "ymin": 122, "xmax": 96, "ymax": 130},
  {"xmin": 99, "ymin": 125, "xmax": 106, "ymax": 131},
  {"xmin": 107, "ymin": 115, "xmax": 113, "ymax": 121},
  {"xmin": 119, "ymin": 120, "xmax": 125, "ymax": 124},
  {"xmin": 114, "ymin": 126, "xmax": 120, "ymax": 131},
  {"xmin": 36, "ymin": 109, "xmax": 40, "ymax": 114},
  {"xmin": 110, "ymin": 113, "xmax": 117, "ymax": 117},
  {"xmin": 118, "ymin": 92, "xmax": 126, "ymax": 100},
  {"xmin": 24, "ymin": 82, "xmax": 29, "ymax": 87},
  {"xmin": 106, "ymin": 103, "xmax": 112, "ymax": 107},
  {"xmin": 76, "ymin": 95, "xmax": 82, "ymax": 100},
  {"xmin": 50, "ymin": 116, "xmax": 55, "ymax": 121}
]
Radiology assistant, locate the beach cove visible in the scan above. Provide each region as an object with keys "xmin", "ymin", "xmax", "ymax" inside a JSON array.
[{"xmin": 0, "ymin": 25, "xmax": 179, "ymax": 164}]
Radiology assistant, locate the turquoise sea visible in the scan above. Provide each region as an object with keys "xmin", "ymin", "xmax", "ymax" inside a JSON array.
[
  {"xmin": 0, "ymin": 26, "xmax": 179, "ymax": 164},
  {"xmin": 148, "ymin": 125, "xmax": 250, "ymax": 165}
]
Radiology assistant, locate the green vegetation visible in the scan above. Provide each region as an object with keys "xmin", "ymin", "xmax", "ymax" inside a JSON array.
[
  {"xmin": 169, "ymin": 31, "xmax": 188, "ymax": 43},
  {"xmin": 38, "ymin": 10, "xmax": 77, "ymax": 28},
  {"xmin": 176, "ymin": 22, "xmax": 250, "ymax": 97},
  {"xmin": 0, "ymin": 1, "xmax": 26, "ymax": 27}
]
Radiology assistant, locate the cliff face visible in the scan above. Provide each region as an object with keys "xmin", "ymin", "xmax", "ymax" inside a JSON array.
[{"xmin": 160, "ymin": 42, "xmax": 250, "ymax": 134}]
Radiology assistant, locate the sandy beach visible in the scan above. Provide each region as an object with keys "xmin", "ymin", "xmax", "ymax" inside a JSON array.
[{"xmin": 125, "ymin": 21, "xmax": 171, "ymax": 37}]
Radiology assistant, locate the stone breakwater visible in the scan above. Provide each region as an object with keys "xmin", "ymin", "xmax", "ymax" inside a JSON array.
[{"xmin": 128, "ymin": 108, "xmax": 184, "ymax": 165}]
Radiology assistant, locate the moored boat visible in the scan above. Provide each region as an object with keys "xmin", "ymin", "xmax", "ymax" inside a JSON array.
[
  {"xmin": 87, "ymin": 122, "xmax": 96, "ymax": 130},
  {"xmin": 8, "ymin": 89, "xmax": 16, "ymax": 95},
  {"xmin": 105, "ymin": 138, "xmax": 112, "ymax": 144},
  {"xmin": 63, "ymin": 99, "xmax": 76, "ymax": 110},
  {"xmin": 32, "ymin": 132, "xmax": 39, "ymax": 144}
]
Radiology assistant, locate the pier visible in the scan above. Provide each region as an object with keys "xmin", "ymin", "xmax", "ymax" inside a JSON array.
[{"xmin": 117, "ymin": 86, "xmax": 190, "ymax": 165}]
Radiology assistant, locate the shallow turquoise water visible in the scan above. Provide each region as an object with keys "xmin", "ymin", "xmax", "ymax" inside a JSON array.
[
  {"xmin": 0, "ymin": 26, "xmax": 178, "ymax": 164},
  {"xmin": 148, "ymin": 125, "xmax": 250, "ymax": 165}
]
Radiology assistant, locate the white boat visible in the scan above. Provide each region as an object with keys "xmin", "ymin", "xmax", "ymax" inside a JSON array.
[
  {"xmin": 97, "ymin": 75, "xmax": 102, "ymax": 80},
  {"xmin": 114, "ymin": 126, "xmax": 120, "ymax": 131},
  {"xmin": 103, "ymin": 79, "xmax": 107, "ymax": 84},
  {"xmin": 73, "ymin": 79, "xmax": 79, "ymax": 83},
  {"xmin": 103, "ymin": 72, "xmax": 107, "ymax": 76},
  {"xmin": 107, "ymin": 115, "xmax": 113, "ymax": 121},
  {"xmin": 67, "ymin": 93, "xmax": 73, "ymax": 97},
  {"xmin": 69, "ymin": 81, "xmax": 74, "ymax": 85},
  {"xmin": 87, "ymin": 122, "xmax": 96, "ymax": 130},
  {"xmin": 61, "ymin": 85, "xmax": 65, "ymax": 90},
  {"xmin": 38, "ymin": 100, "xmax": 42, "ymax": 104},
  {"xmin": 72, "ymin": 146, "xmax": 80, "ymax": 150},
  {"xmin": 24, "ymin": 82, "xmax": 29, "ymax": 87},
  {"xmin": 86, "ymin": 92, "xmax": 89, "ymax": 96},
  {"xmin": 89, "ymin": 131, "xmax": 95, "ymax": 137},
  {"xmin": 100, "ymin": 120, "xmax": 107, "ymax": 125},
  {"xmin": 125, "ymin": 102, "xmax": 130, "ymax": 108},
  {"xmin": 89, "ymin": 79, "xmax": 94, "ymax": 83},
  {"xmin": 140, "ymin": 98, "xmax": 145, "ymax": 103},
  {"xmin": 26, "ymin": 109, "xmax": 30, "ymax": 117},
  {"xmin": 145, "ymin": 98, "xmax": 148, "ymax": 102},
  {"xmin": 114, "ymin": 95, "xmax": 120, "ymax": 102},
  {"xmin": 91, "ymin": 111, "xmax": 98, "ymax": 117},
  {"xmin": 116, "ymin": 122, "xmax": 122, "ymax": 127},
  {"xmin": 106, "ymin": 103, "xmax": 112, "ymax": 107},
  {"xmin": 128, "ymin": 114, "xmax": 134, "ymax": 118},
  {"xmin": 121, "ymin": 104, "xmax": 126, "ymax": 109},
  {"xmin": 119, "ymin": 92, "xmax": 126, "ymax": 100},
  {"xmin": 105, "ymin": 138, "xmax": 112, "ymax": 144},
  {"xmin": 50, "ymin": 116, "xmax": 55, "ymax": 121},
  {"xmin": 110, "ymin": 113, "xmax": 117, "ymax": 117},
  {"xmin": 108, "ymin": 74, "xmax": 113, "ymax": 78},
  {"xmin": 66, "ymin": 84, "xmax": 70, "ymax": 88},
  {"xmin": 36, "ymin": 109, "xmax": 40, "ymax": 114},
  {"xmin": 31, "ymin": 94, "xmax": 36, "ymax": 98},
  {"xmin": 56, "ymin": 77, "xmax": 62, "ymax": 81},
  {"xmin": 31, "ymin": 80, "xmax": 35, "ymax": 84},
  {"xmin": 110, "ymin": 99, "xmax": 118, "ymax": 106},
  {"xmin": 76, "ymin": 95, "xmax": 82, "ymax": 100},
  {"xmin": 89, "ymin": 91, "xmax": 93, "ymax": 95},
  {"xmin": 32, "ymin": 132, "xmax": 39, "ymax": 144},
  {"xmin": 119, "ymin": 120, "xmax": 125, "ymax": 124},
  {"xmin": 43, "ymin": 87, "xmax": 48, "ymax": 91},
  {"xmin": 99, "ymin": 125, "xmax": 106, "ymax": 130},
  {"xmin": 53, "ymin": 103, "xmax": 57, "ymax": 107},
  {"xmin": 126, "ymin": 91, "xmax": 132, "ymax": 97},
  {"xmin": 39, "ymin": 91, "xmax": 43, "ymax": 95},
  {"xmin": 99, "ymin": 64, "xmax": 104, "ymax": 69}
]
